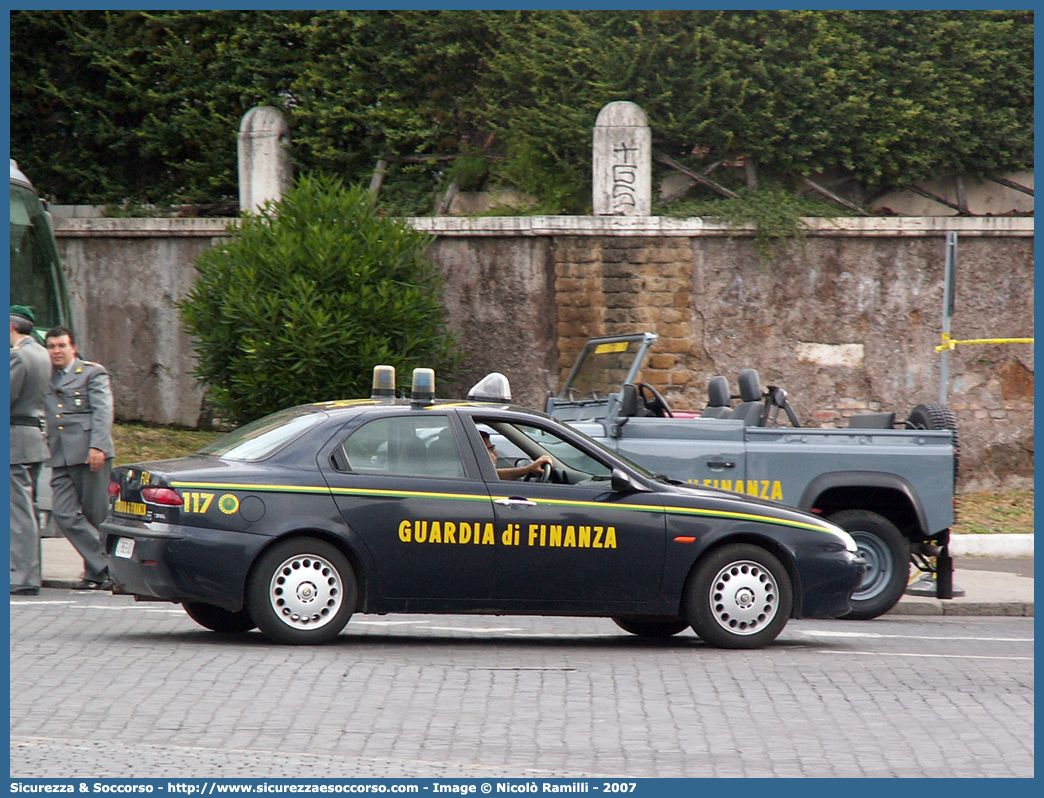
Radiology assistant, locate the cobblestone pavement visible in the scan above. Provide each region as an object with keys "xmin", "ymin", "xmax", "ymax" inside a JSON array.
[{"xmin": 10, "ymin": 593, "xmax": 1034, "ymax": 779}]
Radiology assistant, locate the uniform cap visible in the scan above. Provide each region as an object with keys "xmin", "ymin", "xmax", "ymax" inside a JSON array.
[{"xmin": 10, "ymin": 305, "xmax": 35, "ymax": 323}]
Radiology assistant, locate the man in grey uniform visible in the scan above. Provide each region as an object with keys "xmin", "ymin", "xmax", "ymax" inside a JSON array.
[
  {"xmin": 44, "ymin": 326, "xmax": 115, "ymax": 590},
  {"xmin": 10, "ymin": 306, "xmax": 51, "ymax": 596}
]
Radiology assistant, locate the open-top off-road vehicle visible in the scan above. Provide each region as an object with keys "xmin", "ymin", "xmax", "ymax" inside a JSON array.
[{"xmin": 546, "ymin": 333, "xmax": 959, "ymax": 620}]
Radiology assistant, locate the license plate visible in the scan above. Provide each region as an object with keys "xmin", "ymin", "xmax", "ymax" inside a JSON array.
[
  {"xmin": 115, "ymin": 538, "xmax": 135, "ymax": 559},
  {"xmin": 114, "ymin": 499, "xmax": 148, "ymax": 517}
]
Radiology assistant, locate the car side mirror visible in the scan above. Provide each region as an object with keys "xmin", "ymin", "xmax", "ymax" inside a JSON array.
[{"xmin": 611, "ymin": 467, "xmax": 645, "ymax": 493}]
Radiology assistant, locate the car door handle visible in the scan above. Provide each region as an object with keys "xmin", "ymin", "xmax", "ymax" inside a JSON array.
[
  {"xmin": 707, "ymin": 460, "xmax": 736, "ymax": 469},
  {"xmin": 494, "ymin": 498, "xmax": 537, "ymax": 508}
]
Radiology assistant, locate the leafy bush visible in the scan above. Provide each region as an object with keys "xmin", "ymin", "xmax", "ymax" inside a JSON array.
[
  {"xmin": 660, "ymin": 185, "xmax": 855, "ymax": 260},
  {"xmin": 178, "ymin": 175, "xmax": 460, "ymax": 424}
]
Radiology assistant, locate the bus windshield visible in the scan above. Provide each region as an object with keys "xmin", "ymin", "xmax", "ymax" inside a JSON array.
[{"xmin": 10, "ymin": 162, "xmax": 70, "ymax": 333}]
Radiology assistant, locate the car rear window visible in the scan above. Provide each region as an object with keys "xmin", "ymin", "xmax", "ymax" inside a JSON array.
[{"xmin": 196, "ymin": 406, "xmax": 324, "ymax": 461}]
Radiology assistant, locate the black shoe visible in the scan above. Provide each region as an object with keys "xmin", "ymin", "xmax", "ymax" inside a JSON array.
[
  {"xmin": 10, "ymin": 586, "xmax": 39, "ymax": 596},
  {"xmin": 74, "ymin": 578, "xmax": 113, "ymax": 591}
]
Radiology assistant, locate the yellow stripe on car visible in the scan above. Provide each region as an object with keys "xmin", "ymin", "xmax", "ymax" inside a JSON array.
[{"xmin": 167, "ymin": 481, "xmax": 835, "ymax": 534}]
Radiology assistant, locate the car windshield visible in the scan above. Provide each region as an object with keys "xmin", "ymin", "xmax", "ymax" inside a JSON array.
[
  {"xmin": 196, "ymin": 406, "xmax": 325, "ymax": 461},
  {"xmin": 560, "ymin": 338, "xmax": 645, "ymax": 400}
]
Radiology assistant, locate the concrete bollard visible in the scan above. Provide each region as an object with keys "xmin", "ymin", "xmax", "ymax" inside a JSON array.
[
  {"xmin": 238, "ymin": 106, "xmax": 293, "ymax": 214},
  {"xmin": 592, "ymin": 101, "xmax": 652, "ymax": 216}
]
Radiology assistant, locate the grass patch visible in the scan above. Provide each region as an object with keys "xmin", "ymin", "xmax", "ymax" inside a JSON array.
[
  {"xmin": 112, "ymin": 424, "xmax": 1034, "ymax": 535},
  {"xmin": 113, "ymin": 423, "xmax": 222, "ymax": 467},
  {"xmin": 954, "ymin": 490, "xmax": 1034, "ymax": 535}
]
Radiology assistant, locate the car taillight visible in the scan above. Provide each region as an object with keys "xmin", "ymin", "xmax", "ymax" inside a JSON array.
[
  {"xmin": 108, "ymin": 481, "xmax": 121, "ymax": 498},
  {"xmin": 141, "ymin": 487, "xmax": 184, "ymax": 506}
]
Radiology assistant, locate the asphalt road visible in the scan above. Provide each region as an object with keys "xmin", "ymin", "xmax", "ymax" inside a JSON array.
[{"xmin": 9, "ymin": 591, "xmax": 1034, "ymax": 779}]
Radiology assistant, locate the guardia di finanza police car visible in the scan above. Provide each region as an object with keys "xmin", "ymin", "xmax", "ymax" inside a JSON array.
[{"xmin": 103, "ymin": 367, "xmax": 864, "ymax": 649}]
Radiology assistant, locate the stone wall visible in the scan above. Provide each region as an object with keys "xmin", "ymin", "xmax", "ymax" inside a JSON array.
[
  {"xmin": 54, "ymin": 215, "xmax": 1033, "ymax": 490},
  {"xmin": 545, "ymin": 228, "xmax": 1034, "ymax": 491},
  {"xmin": 55, "ymin": 218, "xmax": 230, "ymax": 427}
]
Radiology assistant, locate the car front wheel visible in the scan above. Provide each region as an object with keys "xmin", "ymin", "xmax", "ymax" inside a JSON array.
[
  {"xmin": 685, "ymin": 543, "xmax": 792, "ymax": 649},
  {"xmin": 247, "ymin": 537, "xmax": 357, "ymax": 645}
]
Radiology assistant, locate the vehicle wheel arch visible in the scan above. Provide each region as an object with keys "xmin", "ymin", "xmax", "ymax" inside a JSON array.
[
  {"xmin": 247, "ymin": 529, "xmax": 367, "ymax": 613},
  {"xmin": 799, "ymin": 472, "xmax": 928, "ymax": 540},
  {"xmin": 685, "ymin": 532, "xmax": 803, "ymax": 620}
]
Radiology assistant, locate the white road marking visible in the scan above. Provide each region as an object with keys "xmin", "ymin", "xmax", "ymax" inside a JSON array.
[
  {"xmin": 802, "ymin": 630, "xmax": 1033, "ymax": 643},
  {"xmin": 825, "ymin": 650, "xmax": 1033, "ymax": 661},
  {"xmin": 9, "ymin": 600, "xmax": 74, "ymax": 605},
  {"xmin": 349, "ymin": 619, "xmax": 433, "ymax": 626},
  {"xmin": 427, "ymin": 626, "xmax": 526, "ymax": 633}
]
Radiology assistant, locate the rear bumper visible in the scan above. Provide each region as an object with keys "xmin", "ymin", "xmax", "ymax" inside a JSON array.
[{"xmin": 101, "ymin": 518, "xmax": 268, "ymax": 612}]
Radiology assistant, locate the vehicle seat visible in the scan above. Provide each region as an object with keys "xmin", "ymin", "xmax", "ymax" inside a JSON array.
[
  {"xmin": 728, "ymin": 369, "xmax": 764, "ymax": 425},
  {"xmin": 700, "ymin": 376, "xmax": 732, "ymax": 418},
  {"xmin": 400, "ymin": 435, "xmax": 429, "ymax": 475},
  {"xmin": 848, "ymin": 412, "xmax": 896, "ymax": 429},
  {"xmin": 425, "ymin": 432, "xmax": 465, "ymax": 478},
  {"xmin": 619, "ymin": 383, "xmax": 654, "ymax": 418}
]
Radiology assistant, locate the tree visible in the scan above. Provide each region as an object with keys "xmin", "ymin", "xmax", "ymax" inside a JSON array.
[{"xmin": 178, "ymin": 175, "xmax": 460, "ymax": 424}]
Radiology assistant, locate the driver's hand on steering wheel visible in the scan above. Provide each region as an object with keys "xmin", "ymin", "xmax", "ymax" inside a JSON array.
[
  {"xmin": 496, "ymin": 454, "xmax": 552, "ymax": 481},
  {"xmin": 526, "ymin": 455, "xmax": 553, "ymax": 475}
]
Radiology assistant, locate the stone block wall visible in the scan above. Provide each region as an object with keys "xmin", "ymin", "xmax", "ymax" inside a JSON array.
[
  {"xmin": 419, "ymin": 215, "xmax": 1034, "ymax": 491},
  {"xmin": 55, "ymin": 214, "xmax": 1033, "ymax": 490}
]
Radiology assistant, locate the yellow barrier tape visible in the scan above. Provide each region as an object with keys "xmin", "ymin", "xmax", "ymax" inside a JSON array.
[{"xmin": 935, "ymin": 334, "xmax": 1034, "ymax": 353}]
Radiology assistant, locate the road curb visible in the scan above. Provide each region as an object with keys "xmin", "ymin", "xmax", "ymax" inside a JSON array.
[
  {"xmin": 889, "ymin": 600, "xmax": 1034, "ymax": 617},
  {"xmin": 951, "ymin": 533, "xmax": 1034, "ymax": 557}
]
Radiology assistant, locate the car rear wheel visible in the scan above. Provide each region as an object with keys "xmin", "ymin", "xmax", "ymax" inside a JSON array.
[
  {"xmin": 182, "ymin": 602, "xmax": 257, "ymax": 634},
  {"xmin": 829, "ymin": 509, "xmax": 909, "ymax": 620},
  {"xmin": 612, "ymin": 616, "xmax": 690, "ymax": 638},
  {"xmin": 685, "ymin": 544, "xmax": 792, "ymax": 649},
  {"xmin": 247, "ymin": 537, "xmax": 357, "ymax": 645}
]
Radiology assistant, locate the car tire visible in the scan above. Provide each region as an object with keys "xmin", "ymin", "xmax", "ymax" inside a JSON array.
[
  {"xmin": 684, "ymin": 543, "xmax": 792, "ymax": 649},
  {"xmin": 829, "ymin": 509, "xmax": 909, "ymax": 620},
  {"xmin": 182, "ymin": 602, "xmax": 257, "ymax": 634},
  {"xmin": 247, "ymin": 537, "xmax": 357, "ymax": 645},
  {"xmin": 612, "ymin": 616, "xmax": 690, "ymax": 638}
]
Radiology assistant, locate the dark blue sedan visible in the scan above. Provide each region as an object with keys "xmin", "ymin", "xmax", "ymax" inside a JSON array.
[{"xmin": 103, "ymin": 393, "xmax": 864, "ymax": 648}]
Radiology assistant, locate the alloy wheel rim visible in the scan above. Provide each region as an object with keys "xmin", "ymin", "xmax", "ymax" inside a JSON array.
[
  {"xmin": 708, "ymin": 559, "xmax": 779, "ymax": 636},
  {"xmin": 269, "ymin": 553, "xmax": 343, "ymax": 630}
]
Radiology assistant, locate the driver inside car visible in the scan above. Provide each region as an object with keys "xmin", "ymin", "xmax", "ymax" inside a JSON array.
[{"xmin": 480, "ymin": 431, "xmax": 553, "ymax": 480}]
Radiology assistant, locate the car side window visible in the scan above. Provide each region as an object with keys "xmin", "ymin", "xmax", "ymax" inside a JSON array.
[
  {"xmin": 339, "ymin": 416, "xmax": 465, "ymax": 479},
  {"xmin": 476, "ymin": 419, "xmax": 612, "ymax": 483}
]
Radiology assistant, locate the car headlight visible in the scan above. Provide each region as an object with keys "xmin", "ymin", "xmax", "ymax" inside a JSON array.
[
  {"xmin": 821, "ymin": 522, "xmax": 858, "ymax": 553},
  {"xmin": 837, "ymin": 529, "xmax": 858, "ymax": 553}
]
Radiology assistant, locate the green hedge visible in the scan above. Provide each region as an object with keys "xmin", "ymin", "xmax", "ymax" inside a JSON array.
[{"xmin": 12, "ymin": 10, "xmax": 1032, "ymax": 212}]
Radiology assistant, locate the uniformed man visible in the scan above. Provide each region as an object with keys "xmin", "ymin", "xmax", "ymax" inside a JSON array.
[
  {"xmin": 10, "ymin": 306, "xmax": 51, "ymax": 596},
  {"xmin": 44, "ymin": 326, "xmax": 115, "ymax": 590}
]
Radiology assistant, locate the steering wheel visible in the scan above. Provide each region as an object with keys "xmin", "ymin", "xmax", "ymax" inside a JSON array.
[
  {"xmin": 524, "ymin": 462, "xmax": 553, "ymax": 483},
  {"xmin": 635, "ymin": 383, "xmax": 674, "ymax": 418}
]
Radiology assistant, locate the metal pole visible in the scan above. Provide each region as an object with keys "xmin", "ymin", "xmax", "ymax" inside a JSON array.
[{"xmin": 939, "ymin": 232, "xmax": 957, "ymax": 403}]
